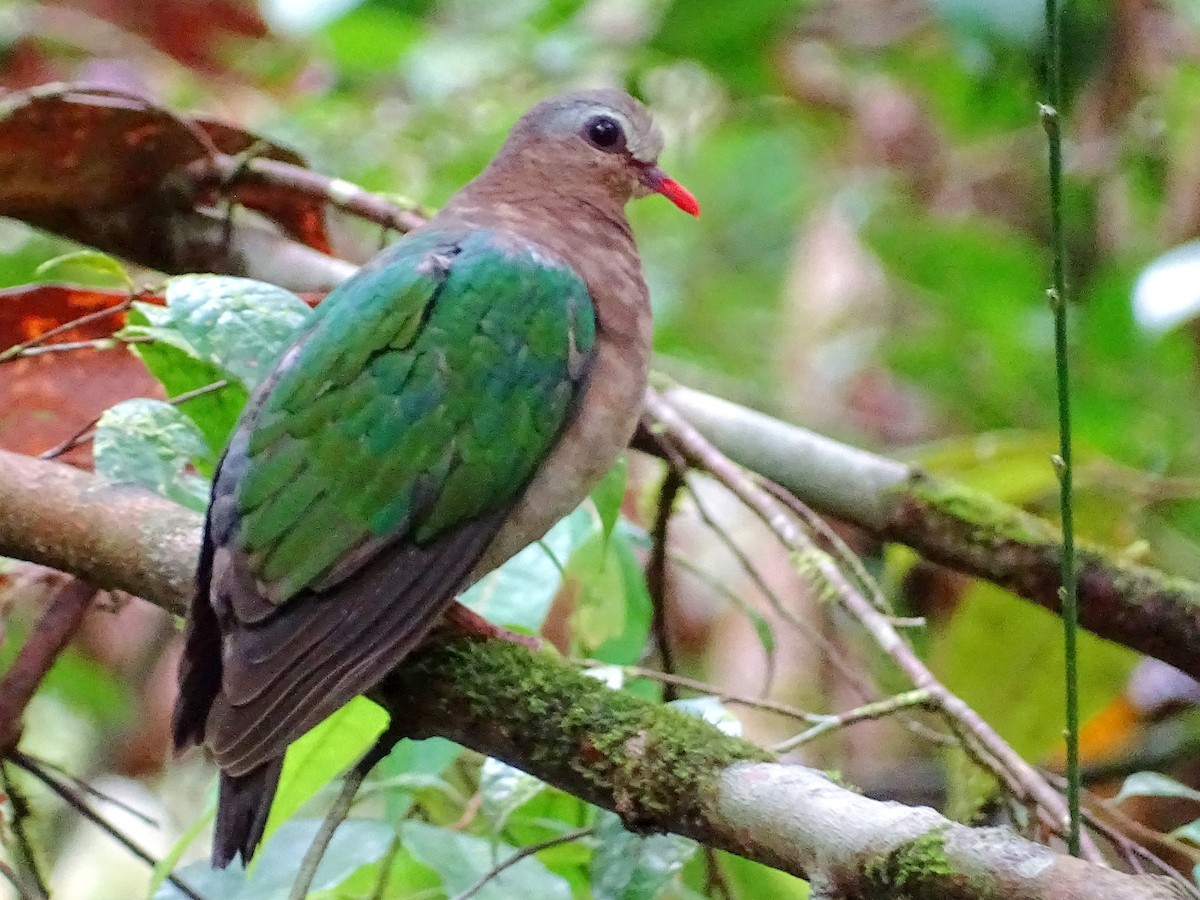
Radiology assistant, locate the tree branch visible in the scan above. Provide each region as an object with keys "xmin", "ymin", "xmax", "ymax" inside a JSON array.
[
  {"xmin": 659, "ymin": 385, "xmax": 1200, "ymax": 680},
  {"xmin": 0, "ymin": 449, "xmax": 1186, "ymax": 898},
  {"xmin": 0, "ymin": 449, "xmax": 199, "ymax": 616}
]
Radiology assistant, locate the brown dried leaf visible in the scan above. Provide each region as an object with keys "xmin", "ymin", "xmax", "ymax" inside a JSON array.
[
  {"xmin": 0, "ymin": 284, "xmax": 161, "ymax": 463},
  {"xmin": 0, "ymin": 85, "xmax": 330, "ymax": 270}
]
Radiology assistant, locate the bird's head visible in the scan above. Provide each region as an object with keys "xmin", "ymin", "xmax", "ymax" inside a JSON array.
[{"xmin": 493, "ymin": 89, "xmax": 700, "ymax": 217}]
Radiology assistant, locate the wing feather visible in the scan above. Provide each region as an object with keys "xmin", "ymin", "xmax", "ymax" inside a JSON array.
[{"xmin": 174, "ymin": 228, "xmax": 598, "ymax": 778}]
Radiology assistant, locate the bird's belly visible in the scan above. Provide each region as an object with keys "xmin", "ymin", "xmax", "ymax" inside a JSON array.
[{"xmin": 471, "ymin": 331, "xmax": 647, "ymax": 578}]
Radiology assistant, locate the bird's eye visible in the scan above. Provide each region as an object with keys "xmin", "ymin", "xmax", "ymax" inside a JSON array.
[{"xmin": 582, "ymin": 114, "xmax": 626, "ymax": 153}]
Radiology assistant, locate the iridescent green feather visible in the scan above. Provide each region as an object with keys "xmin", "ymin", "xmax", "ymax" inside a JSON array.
[{"xmin": 233, "ymin": 229, "xmax": 596, "ymax": 602}]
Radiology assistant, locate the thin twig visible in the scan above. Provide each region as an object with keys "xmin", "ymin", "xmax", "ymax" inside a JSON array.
[
  {"xmin": 288, "ymin": 726, "xmax": 399, "ymax": 900},
  {"xmin": 38, "ymin": 378, "xmax": 230, "ymax": 460},
  {"xmin": 772, "ymin": 689, "xmax": 935, "ymax": 754},
  {"xmin": 4, "ymin": 334, "xmax": 153, "ymax": 358},
  {"xmin": 761, "ymin": 479, "xmax": 892, "ymax": 613},
  {"xmin": 1, "ymin": 764, "xmax": 48, "ymax": 900},
  {"xmin": 1041, "ymin": 770, "xmax": 1200, "ymax": 897},
  {"xmin": 683, "ymin": 479, "xmax": 784, "ymax": 697},
  {"xmin": 25, "ymin": 754, "xmax": 157, "ymax": 826},
  {"xmin": 644, "ymin": 388, "xmax": 1103, "ymax": 862},
  {"xmin": 0, "ymin": 295, "xmax": 135, "ymax": 363},
  {"xmin": 0, "ymin": 857, "xmax": 40, "ymax": 900},
  {"xmin": 9, "ymin": 752, "xmax": 204, "ymax": 900},
  {"xmin": 647, "ymin": 469, "xmax": 683, "ymax": 698},
  {"xmin": 704, "ymin": 846, "xmax": 734, "ymax": 900},
  {"xmin": 368, "ymin": 835, "xmax": 403, "ymax": 900},
  {"xmin": 1041, "ymin": 0, "xmax": 1082, "ymax": 857},
  {"xmin": 686, "ymin": 476, "xmax": 869, "ymax": 702},
  {"xmin": 186, "ymin": 154, "xmax": 428, "ymax": 235},
  {"xmin": 0, "ymin": 578, "xmax": 96, "ymax": 753},
  {"xmin": 577, "ymin": 660, "xmax": 821, "ymax": 725},
  {"xmin": 449, "ymin": 827, "xmax": 594, "ymax": 900}
]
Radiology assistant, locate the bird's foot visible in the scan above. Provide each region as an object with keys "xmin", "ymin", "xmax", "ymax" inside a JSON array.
[{"xmin": 442, "ymin": 603, "xmax": 542, "ymax": 651}]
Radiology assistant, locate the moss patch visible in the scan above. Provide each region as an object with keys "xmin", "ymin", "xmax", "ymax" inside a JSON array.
[
  {"xmin": 390, "ymin": 639, "xmax": 772, "ymax": 831},
  {"xmin": 902, "ymin": 475, "xmax": 1057, "ymax": 547},
  {"xmin": 859, "ymin": 826, "xmax": 967, "ymax": 899}
]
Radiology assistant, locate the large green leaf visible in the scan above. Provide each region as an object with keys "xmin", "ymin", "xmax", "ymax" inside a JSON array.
[
  {"xmin": 121, "ymin": 274, "xmax": 309, "ymax": 455},
  {"xmin": 932, "ymin": 581, "xmax": 1135, "ymax": 761},
  {"xmin": 574, "ymin": 523, "xmax": 653, "ymax": 665},
  {"xmin": 135, "ymin": 275, "xmax": 310, "ymax": 391},
  {"xmin": 480, "ymin": 757, "xmax": 546, "ymax": 832},
  {"xmin": 591, "ymin": 811, "xmax": 698, "ymax": 900},
  {"xmin": 262, "ymin": 696, "xmax": 389, "ymax": 848},
  {"xmin": 93, "ymin": 399, "xmax": 212, "ymax": 511},
  {"xmin": 371, "ymin": 736, "xmax": 462, "ymax": 821},
  {"xmin": 156, "ymin": 819, "xmax": 395, "ymax": 900},
  {"xmin": 124, "ymin": 310, "xmax": 249, "ymax": 460},
  {"xmin": 461, "ymin": 502, "xmax": 598, "ymax": 631}
]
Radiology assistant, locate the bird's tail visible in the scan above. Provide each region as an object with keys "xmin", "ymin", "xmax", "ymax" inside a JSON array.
[{"xmin": 212, "ymin": 757, "xmax": 285, "ymax": 868}]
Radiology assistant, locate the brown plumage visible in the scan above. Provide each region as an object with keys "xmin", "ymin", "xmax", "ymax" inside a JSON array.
[{"xmin": 173, "ymin": 89, "xmax": 698, "ymax": 867}]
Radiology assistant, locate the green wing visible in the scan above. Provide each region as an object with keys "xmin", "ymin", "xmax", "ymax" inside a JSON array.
[
  {"xmin": 238, "ymin": 228, "xmax": 593, "ymax": 602},
  {"xmin": 175, "ymin": 228, "xmax": 597, "ymax": 776}
]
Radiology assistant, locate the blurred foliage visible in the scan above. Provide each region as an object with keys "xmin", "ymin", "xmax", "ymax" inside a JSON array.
[{"xmin": 4, "ymin": 0, "xmax": 1200, "ymax": 897}]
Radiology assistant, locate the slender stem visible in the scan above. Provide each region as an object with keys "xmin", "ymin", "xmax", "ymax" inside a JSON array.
[
  {"xmin": 1042, "ymin": 0, "xmax": 1081, "ymax": 858},
  {"xmin": 647, "ymin": 469, "xmax": 683, "ymax": 698},
  {"xmin": 9, "ymin": 753, "xmax": 204, "ymax": 900},
  {"xmin": 448, "ymin": 827, "xmax": 594, "ymax": 900},
  {"xmin": 0, "ymin": 857, "xmax": 40, "ymax": 900},
  {"xmin": 287, "ymin": 769, "xmax": 366, "ymax": 900},
  {"xmin": 771, "ymin": 689, "xmax": 935, "ymax": 754},
  {"xmin": 0, "ymin": 295, "xmax": 133, "ymax": 363},
  {"xmin": 288, "ymin": 724, "xmax": 399, "ymax": 900},
  {"xmin": 1, "ymin": 764, "xmax": 48, "ymax": 899},
  {"xmin": 644, "ymin": 389, "xmax": 1102, "ymax": 860}
]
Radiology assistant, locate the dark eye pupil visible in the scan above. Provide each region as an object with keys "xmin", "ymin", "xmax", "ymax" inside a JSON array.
[{"xmin": 586, "ymin": 116, "xmax": 622, "ymax": 149}]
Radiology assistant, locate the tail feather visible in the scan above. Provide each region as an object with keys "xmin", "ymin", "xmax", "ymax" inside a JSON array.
[{"xmin": 213, "ymin": 758, "xmax": 284, "ymax": 868}]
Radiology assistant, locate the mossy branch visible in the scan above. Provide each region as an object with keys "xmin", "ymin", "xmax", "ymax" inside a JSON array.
[
  {"xmin": 0, "ymin": 448, "xmax": 1187, "ymax": 899},
  {"xmin": 658, "ymin": 385, "xmax": 1200, "ymax": 681}
]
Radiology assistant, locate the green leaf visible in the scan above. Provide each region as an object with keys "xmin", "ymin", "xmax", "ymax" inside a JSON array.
[
  {"xmin": 1174, "ymin": 820, "xmax": 1200, "ymax": 847},
  {"xmin": 262, "ymin": 696, "xmax": 388, "ymax": 848},
  {"xmin": 35, "ymin": 249, "xmax": 131, "ymax": 289},
  {"xmin": 1114, "ymin": 772, "xmax": 1200, "ymax": 805},
  {"xmin": 372, "ymin": 736, "xmax": 462, "ymax": 821},
  {"xmin": 156, "ymin": 819, "xmax": 396, "ymax": 900},
  {"xmin": 93, "ymin": 399, "xmax": 212, "ymax": 511},
  {"xmin": 121, "ymin": 274, "xmax": 306, "ymax": 456},
  {"xmin": 145, "ymin": 802, "xmax": 215, "ymax": 900},
  {"xmin": 591, "ymin": 811, "xmax": 698, "ymax": 900},
  {"xmin": 932, "ymin": 581, "xmax": 1135, "ymax": 761},
  {"xmin": 401, "ymin": 821, "xmax": 572, "ymax": 900},
  {"xmin": 587, "ymin": 528, "xmax": 653, "ymax": 665},
  {"xmin": 481, "ymin": 757, "xmax": 546, "ymax": 831},
  {"xmin": 591, "ymin": 456, "xmax": 628, "ymax": 551},
  {"xmin": 462, "ymin": 503, "xmax": 598, "ymax": 631},
  {"xmin": 141, "ymin": 275, "xmax": 310, "ymax": 391},
  {"xmin": 124, "ymin": 305, "xmax": 249, "ymax": 459}
]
